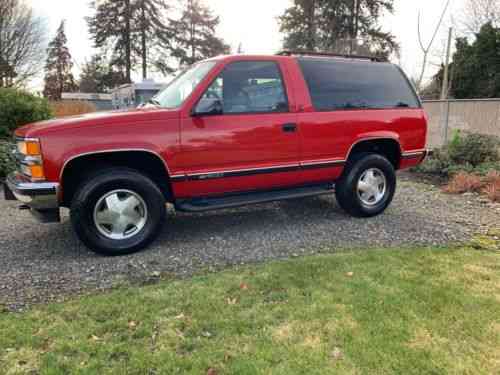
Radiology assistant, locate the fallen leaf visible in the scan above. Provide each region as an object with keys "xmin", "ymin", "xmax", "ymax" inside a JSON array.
[
  {"xmin": 226, "ymin": 297, "xmax": 238, "ymax": 305},
  {"xmin": 175, "ymin": 328, "xmax": 185, "ymax": 338},
  {"xmin": 240, "ymin": 283, "xmax": 249, "ymax": 290},
  {"xmin": 331, "ymin": 347, "xmax": 343, "ymax": 360},
  {"xmin": 90, "ymin": 335, "xmax": 100, "ymax": 341},
  {"xmin": 175, "ymin": 313, "xmax": 185, "ymax": 320},
  {"xmin": 207, "ymin": 368, "xmax": 218, "ymax": 375},
  {"xmin": 128, "ymin": 321, "xmax": 138, "ymax": 329},
  {"xmin": 346, "ymin": 272, "xmax": 354, "ymax": 277}
]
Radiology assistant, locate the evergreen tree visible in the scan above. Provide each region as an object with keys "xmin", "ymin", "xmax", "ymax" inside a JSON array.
[
  {"xmin": 427, "ymin": 23, "xmax": 500, "ymax": 99},
  {"xmin": 452, "ymin": 23, "xmax": 500, "ymax": 98},
  {"xmin": 134, "ymin": 0, "xmax": 174, "ymax": 79},
  {"xmin": 87, "ymin": 0, "xmax": 133, "ymax": 83},
  {"xmin": 279, "ymin": 0, "xmax": 319, "ymax": 51},
  {"xmin": 43, "ymin": 21, "xmax": 77, "ymax": 100},
  {"xmin": 87, "ymin": 0, "xmax": 172, "ymax": 82},
  {"xmin": 169, "ymin": 0, "xmax": 230, "ymax": 66},
  {"xmin": 279, "ymin": 0, "xmax": 397, "ymax": 58},
  {"xmin": 79, "ymin": 55, "xmax": 128, "ymax": 93}
]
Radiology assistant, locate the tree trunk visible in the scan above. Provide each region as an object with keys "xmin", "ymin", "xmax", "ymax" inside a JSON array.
[
  {"xmin": 125, "ymin": 0, "xmax": 132, "ymax": 83},
  {"xmin": 141, "ymin": 0, "xmax": 147, "ymax": 80},
  {"xmin": 190, "ymin": 0, "xmax": 196, "ymax": 63}
]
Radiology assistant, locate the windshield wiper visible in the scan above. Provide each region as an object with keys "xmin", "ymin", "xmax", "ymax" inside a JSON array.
[
  {"xmin": 395, "ymin": 102, "xmax": 410, "ymax": 108},
  {"xmin": 148, "ymin": 98, "xmax": 162, "ymax": 106}
]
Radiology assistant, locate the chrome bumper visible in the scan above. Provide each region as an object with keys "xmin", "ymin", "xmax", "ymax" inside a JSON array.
[{"xmin": 4, "ymin": 173, "xmax": 60, "ymax": 222}]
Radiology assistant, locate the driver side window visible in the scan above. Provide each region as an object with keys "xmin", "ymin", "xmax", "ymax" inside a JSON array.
[{"xmin": 199, "ymin": 61, "xmax": 289, "ymax": 115}]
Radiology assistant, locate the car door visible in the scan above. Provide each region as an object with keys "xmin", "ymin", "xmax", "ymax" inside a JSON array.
[{"xmin": 175, "ymin": 60, "xmax": 300, "ymax": 198}]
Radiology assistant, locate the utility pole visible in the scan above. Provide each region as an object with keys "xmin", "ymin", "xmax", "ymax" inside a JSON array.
[{"xmin": 440, "ymin": 27, "xmax": 453, "ymax": 100}]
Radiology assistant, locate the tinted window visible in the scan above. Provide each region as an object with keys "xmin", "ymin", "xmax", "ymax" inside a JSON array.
[
  {"xmin": 200, "ymin": 61, "xmax": 289, "ymax": 114},
  {"xmin": 298, "ymin": 58, "xmax": 420, "ymax": 111}
]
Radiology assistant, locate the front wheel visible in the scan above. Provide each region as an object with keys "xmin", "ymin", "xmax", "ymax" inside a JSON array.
[
  {"xmin": 335, "ymin": 153, "xmax": 396, "ymax": 218},
  {"xmin": 70, "ymin": 168, "xmax": 166, "ymax": 256}
]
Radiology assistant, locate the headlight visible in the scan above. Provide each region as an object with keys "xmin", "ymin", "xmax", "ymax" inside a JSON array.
[
  {"xmin": 17, "ymin": 139, "xmax": 41, "ymax": 156},
  {"xmin": 17, "ymin": 138, "xmax": 45, "ymax": 181}
]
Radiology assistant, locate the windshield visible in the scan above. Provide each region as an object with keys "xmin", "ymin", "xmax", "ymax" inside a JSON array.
[{"xmin": 152, "ymin": 61, "xmax": 217, "ymax": 109}]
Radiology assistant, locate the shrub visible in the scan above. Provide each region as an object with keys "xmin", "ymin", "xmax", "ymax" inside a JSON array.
[
  {"xmin": 447, "ymin": 132, "xmax": 499, "ymax": 167},
  {"xmin": 0, "ymin": 88, "xmax": 53, "ymax": 138},
  {"xmin": 0, "ymin": 140, "xmax": 15, "ymax": 179},
  {"xmin": 443, "ymin": 172, "xmax": 484, "ymax": 194},
  {"xmin": 413, "ymin": 132, "xmax": 500, "ymax": 176},
  {"xmin": 50, "ymin": 101, "xmax": 97, "ymax": 117}
]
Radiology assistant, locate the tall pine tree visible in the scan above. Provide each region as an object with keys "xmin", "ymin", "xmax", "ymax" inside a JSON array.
[
  {"xmin": 43, "ymin": 21, "xmax": 77, "ymax": 100},
  {"xmin": 134, "ymin": 0, "xmax": 174, "ymax": 79},
  {"xmin": 87, "ymin": 0, "xmax": 173, "ymax": 82},
  {"xmin": 169, "ymin": 0, "xmax": 230, "ymax": 66},
  {"xmin": 279, "ymin": 0, "xmax": 398, "ymax": 58},
  {"xmin": 87, "ymin": 0, "xmax": 133, "ymax": 82}
]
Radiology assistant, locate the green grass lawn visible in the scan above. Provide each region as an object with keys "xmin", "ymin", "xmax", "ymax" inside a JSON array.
[{"xmin": 1, "ymin": 246, "xmax": 499, "ymax": 375}]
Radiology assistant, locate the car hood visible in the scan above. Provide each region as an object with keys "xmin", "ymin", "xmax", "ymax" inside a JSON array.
[{"xmin": 16, "ymin": 107, "xmax": 180, "ymax": 138}]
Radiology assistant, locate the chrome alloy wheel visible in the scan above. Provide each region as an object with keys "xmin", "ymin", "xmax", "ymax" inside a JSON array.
[
  {"xmin": 357, "ymin": 168, "xmax": 387, "ymax": 206},
  {"xmin": 93, "ymin": 190, "xmax": 148, "ymax": 240}
]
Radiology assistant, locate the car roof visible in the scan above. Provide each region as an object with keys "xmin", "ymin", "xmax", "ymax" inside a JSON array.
[{"xmin": 204, "ymin": 53, "xmax": 389, "ymax": 65}]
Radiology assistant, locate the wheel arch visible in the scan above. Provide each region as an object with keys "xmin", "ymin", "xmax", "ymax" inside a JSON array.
[
  {"xmin": 60, "ymin": 149, "xmax": 173, "ymax": 207},
  {"xmin": 345, "ymin": 137, "xmax": 403, "ymax": 170}
]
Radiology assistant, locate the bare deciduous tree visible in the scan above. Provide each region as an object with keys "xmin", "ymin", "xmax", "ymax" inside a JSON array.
[
  {"xmin": 0, "ymin": 0, "xmax": 46, "ymax": 87},
  {"xmin": 415, "ymin": 0, "xmax": 451, "ymax": 93},
  {"xmin": 461, "ymin": 0, "xmax": 500, "ymax": 35}
]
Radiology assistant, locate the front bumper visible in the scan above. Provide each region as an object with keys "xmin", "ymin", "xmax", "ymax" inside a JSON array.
[{"xmin": 4, "ymin": 173, "xmax": 60, "ymax": 222}]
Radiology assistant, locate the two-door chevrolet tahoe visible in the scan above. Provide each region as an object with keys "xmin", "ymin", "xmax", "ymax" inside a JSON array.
[{"xmin": 4, "ymin": 51, "xmax": 428, "ymax": 255}]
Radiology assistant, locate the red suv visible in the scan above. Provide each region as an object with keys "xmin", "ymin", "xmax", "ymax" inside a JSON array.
[{"xmin": 4, "ymin": 51, "xmax": 428, "ymax": 255}]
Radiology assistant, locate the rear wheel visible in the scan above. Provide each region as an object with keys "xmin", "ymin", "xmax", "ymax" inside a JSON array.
[
  {"xmin": 70, "ymin": 168, "xmax": 166, "ymax": 256},
  {"xmin": 335, "ymin": 153, "xmax": 396, "ymax": 217}
]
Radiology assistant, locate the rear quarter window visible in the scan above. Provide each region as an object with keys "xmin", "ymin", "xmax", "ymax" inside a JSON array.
[{"xmin": 297, "ymin": 58, "xmax": 420, "ymax": 111}]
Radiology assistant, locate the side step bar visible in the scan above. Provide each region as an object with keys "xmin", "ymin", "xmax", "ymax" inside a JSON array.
[{"xmin": 175, "ymin": 184, "xmax": 335, "ymax": 213}]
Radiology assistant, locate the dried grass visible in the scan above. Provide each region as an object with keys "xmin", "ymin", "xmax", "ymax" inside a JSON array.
[
  {"xmin": 483, "ymin": 178, "xmax": 500, "ymax": 202},
  {"xmin": 50, "ymin": 100, "xmax": 97, "ymax": 118},
  {"xmin": 443, "ymin": 172, "xmax": 484, "ymax": 194}
]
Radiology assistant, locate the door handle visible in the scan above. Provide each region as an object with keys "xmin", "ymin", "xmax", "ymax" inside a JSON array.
[{"xmin": 282, "ymin": 123, "xmax": 297, "ymax": 133}]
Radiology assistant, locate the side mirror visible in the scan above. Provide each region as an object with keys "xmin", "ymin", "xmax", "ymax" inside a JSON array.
[{"xmin": 193, "ymin": 98, "xmax": 223, "ymax": 116}]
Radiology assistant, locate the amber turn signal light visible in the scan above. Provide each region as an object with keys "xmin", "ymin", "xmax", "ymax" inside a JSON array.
[
  {"xmin": 18, "ymin": 140, "xmax": 41, "ymax": 156},
  {"xmin": 29, "ymin": 165, "xmax": 45, "ymax": 180}
]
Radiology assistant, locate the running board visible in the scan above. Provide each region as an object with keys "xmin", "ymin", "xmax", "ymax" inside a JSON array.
[{"xmin": 175, "ymin": 184, "xmax": 335, "ymax": 212}]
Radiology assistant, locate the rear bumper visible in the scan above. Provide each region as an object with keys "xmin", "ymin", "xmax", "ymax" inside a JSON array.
[
  {"xmin": 4, "ymin": 173, "xmax": 60, "ymax": 222},
  {"xmin": 399, "ymin": 149, "xmax": 433, "ymax": 170}
]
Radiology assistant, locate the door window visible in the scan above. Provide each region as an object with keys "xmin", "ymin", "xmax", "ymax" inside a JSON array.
[{"xmin": 199, "ymin": 61, "xmax": 289, "ymax": 114}]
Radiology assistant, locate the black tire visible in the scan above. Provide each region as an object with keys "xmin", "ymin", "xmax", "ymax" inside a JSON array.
[
  {"xmin": 70, "ymin": 167, "xmax": 166, "ymax": 256},
  {"xmin": 335, "ymin": 153, "xmax": 396, "ymax": 218}
]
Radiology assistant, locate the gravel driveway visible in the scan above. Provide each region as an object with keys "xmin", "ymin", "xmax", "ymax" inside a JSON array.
[{"xmin": 1, "ymin": 175, "xmax": 499, "ymax": 311}]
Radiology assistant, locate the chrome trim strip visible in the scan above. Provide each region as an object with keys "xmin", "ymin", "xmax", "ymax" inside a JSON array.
[
  {"xmin": 173, "ymin": 160, "xmax": 346, "ymax": 182},
  {"xmin": 185, "ymin": 164, "xmax": 301, "ymax": 181},
  {"xmin": 401, "ymin": 150, "xmax": 426, "ymax": 159},
  {"xmin": 301, "ymin": 159, "xmax": 346, "ymax": 169},
  {"xmin": 15, "ymin": 137, "xmax": 40, "ymax": 142},
  {"xmin": 16, "ymin": 154, "xmax": 42, "ymax": 166}
]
